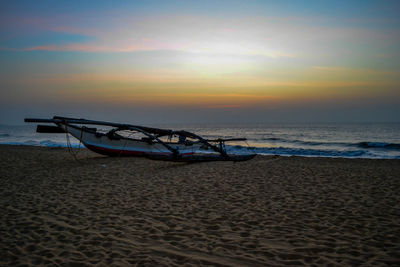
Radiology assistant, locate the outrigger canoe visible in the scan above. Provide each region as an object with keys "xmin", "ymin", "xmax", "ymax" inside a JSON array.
[{"xmin": 25, "ymin": 116, "xmax": 256, "ymax": 162}]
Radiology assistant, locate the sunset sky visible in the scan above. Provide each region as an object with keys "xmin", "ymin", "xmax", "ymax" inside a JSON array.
[{"xmin": 1, "ymin": 0, "xmax": 399, "ymax": 124}]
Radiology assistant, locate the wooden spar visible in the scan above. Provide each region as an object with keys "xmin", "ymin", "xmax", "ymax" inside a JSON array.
[
  {"xmin": 205, "ymin": 138, "xmax": 247, "ymax": 142},
  {"xmin": 173, "ymin": 130, "xmax": 227, "ymax": 156},
  {"xmin": 53, "ymin": 116, "xmax": 174, "ymax": 136},
  {"xmin": 121, "ymin": 125, "xmax": 178, "ymax": 155},
  {"xmin": 25, "ymin": 116, "xmax": 173, "ymax": 136},
  {"xmin": 25, "ymin": 118, "xmax": 60, "ymax": 123},
  {"xmin": 36, "ymin": 125, "xmax": 66, "ymax": 133}
]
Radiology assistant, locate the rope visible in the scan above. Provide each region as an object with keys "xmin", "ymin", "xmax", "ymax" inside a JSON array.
[
  {"xmin": 244, "ymin": 140, "xmax": 256, "ymax": 154},
  {"xmin": 65, "ymin": 124, "xmax": 83, "ymax": 162},
  {"xmin": 153, "ymin": 134, "xmax": 173, "ymax": 155},
  {"xmin": 117, "ymin": 130, "xmax": 135, "ymax": 157}
]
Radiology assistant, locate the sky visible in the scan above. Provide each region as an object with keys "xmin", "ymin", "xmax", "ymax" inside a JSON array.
[{"xmin": 1, "ymin": 0, "xmax": 400, "ymax": 124}]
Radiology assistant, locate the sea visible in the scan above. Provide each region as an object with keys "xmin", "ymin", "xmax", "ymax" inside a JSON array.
[{"xmin": 1, "ymin": 123, "xmax": 400, "ymax": 159}]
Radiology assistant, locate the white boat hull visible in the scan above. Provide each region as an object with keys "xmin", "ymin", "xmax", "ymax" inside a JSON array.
[{"xmin": 60, "ymin": 124, "xmax": 199, "ymax": 156}]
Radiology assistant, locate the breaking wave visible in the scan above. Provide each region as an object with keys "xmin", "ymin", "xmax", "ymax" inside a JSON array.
[
  {"xmin": 357, "ymin": 142, "xmax": 400, "ymax": 150},
  {"xmin": 260, "ymin": 137, "xmax": 400, "ymax": 151},
  {"xmin": 226, "ymin": 145, "xmax": 400, "ymax": 159},
  {"xmin": 261, "ymin": 137, "xmax": 347, "ymax": 147},
  {"xmin": 0, "ymin": 140, "xmax": 82, "ymax": 148}
]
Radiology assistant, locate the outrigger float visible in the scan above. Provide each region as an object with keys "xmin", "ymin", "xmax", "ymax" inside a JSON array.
[{"xmin": 25, "ymin": 116, "xmax": 256, "ymax": 162}]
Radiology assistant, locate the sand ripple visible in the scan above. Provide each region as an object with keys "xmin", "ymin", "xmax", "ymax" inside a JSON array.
[{"xmin": 1, "ymin": 146, "xmax": 400, "ymax": 266}]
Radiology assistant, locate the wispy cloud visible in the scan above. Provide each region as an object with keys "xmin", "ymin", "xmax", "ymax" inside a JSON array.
[
  {"xmin": 2, "ymin": 14, "xmax": 300, "ymax": 58},
  {"xmin": 6, "ymin": 12, "xmax": 397, "ymax": 59},
  {"xmin": 312, "ymin": 66, "xmax": 400, "ymax": 78},
  {"xmin": 23, "ymin": 44, "xmax": 108, "ymax": 52},
  {"xmin": 203, "ymin": 104, "xmax": 242, "ymax": 109}
]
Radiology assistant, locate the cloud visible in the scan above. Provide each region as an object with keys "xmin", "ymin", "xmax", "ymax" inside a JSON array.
[
  {"xmin": 23, "ymin": 43, "xmax": 108, "ymax": 52},
  {"xmin": 15, "ymin": 37, "xmax": 172, "ymax": 52},
  {"xmin": 3, "ymin": 8, "xmax": 399, "ymax": 60},
  {"xmin": 2, "ymin": 14, "xmax": 300, "ymax": 58},
  {"xmin": 203, "ymin": 104, "xmax": 242, "ymax": 109},
  {"xmin": 18, "ymin": 41, "xmax": 295, "ymax": 59},
  {"xmin": 11, "ymin": 13, "xmax": 397, "ymax": 59}
]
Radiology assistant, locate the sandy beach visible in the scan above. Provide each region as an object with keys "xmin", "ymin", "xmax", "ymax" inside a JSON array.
[{"xmin": 1, "ymin": 145, "xmax": 400, "ymax": 266}]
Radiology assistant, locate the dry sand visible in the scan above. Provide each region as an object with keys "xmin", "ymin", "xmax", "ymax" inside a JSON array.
[{"xmin": 1, "ymin": 145, "xmax": 400, "ymax": 266}]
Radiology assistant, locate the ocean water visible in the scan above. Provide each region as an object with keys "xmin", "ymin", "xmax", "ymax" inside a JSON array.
[{"xmin": 1, "ymin": 123, "xmax": 399, "ymax": 159}]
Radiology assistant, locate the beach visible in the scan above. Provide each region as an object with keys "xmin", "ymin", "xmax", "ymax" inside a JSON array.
[{"xmin": 1, "ymin": 145, "xmax": 400, "ymax": 266}]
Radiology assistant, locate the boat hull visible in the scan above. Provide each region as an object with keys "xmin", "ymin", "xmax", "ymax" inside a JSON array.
[
  {"xmin": 59, "ymin": 123, "xmax": 199, "ymax": 157},
  {"xmin": 146, "ymin": 153, "xmax": 256, "ymax": 162}
]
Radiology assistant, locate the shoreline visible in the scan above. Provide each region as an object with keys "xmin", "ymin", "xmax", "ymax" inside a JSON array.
[
  {"xmin": 1, "ymin": 145, "xmax": 400, "ymax": 265},
  {"xmin": 1, "ymin": 144, "xmax": 399, "ymax": 160}
]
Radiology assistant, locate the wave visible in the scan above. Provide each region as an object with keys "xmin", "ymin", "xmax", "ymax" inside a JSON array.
[
  {"xmin": 262, "ymin": 137, "xmax": 281, "ymax": 141},
  {"xmin": 0, "ymin": 140, "xmax": 82, "ymax": 148},
  {"xmin": 261, "ymin": 137, "xmax": 346, "ymax": 147},
  {"xmin": 0, "ymin": 133, "xmax": 10, "ymax": 137},
  {"xmin": 226, "ymin": 145, "xmax": 400, "ymax": 159},
  {"xmin": 260, "ymin": 137, "xmax": 400, "ymax": 151},
  {"xmin": 357, "ymin": 142, "xmax": 400, "ymax": 150}
]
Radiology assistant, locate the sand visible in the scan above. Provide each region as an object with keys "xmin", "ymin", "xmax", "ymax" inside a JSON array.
[{"xmin": 1, "ymin": 145, "xmax": 400, "ymax": 266}]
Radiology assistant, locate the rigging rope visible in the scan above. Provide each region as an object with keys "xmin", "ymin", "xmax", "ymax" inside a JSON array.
[
  {"xmin": 244, "ymin": 140, "xmax": 256, "ymax": 155},
  {"xmin": 117, "ymin": 130, "xmax": 136, "ymax": 157},
  {"xmin": 65, "ymin": 124, "xmax": 83, "ymax": 162}
]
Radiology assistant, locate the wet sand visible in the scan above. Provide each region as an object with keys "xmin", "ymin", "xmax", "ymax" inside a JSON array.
[{"xmin": 1, "ymin": 145, "xmax": 400, "ymax": 266}]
